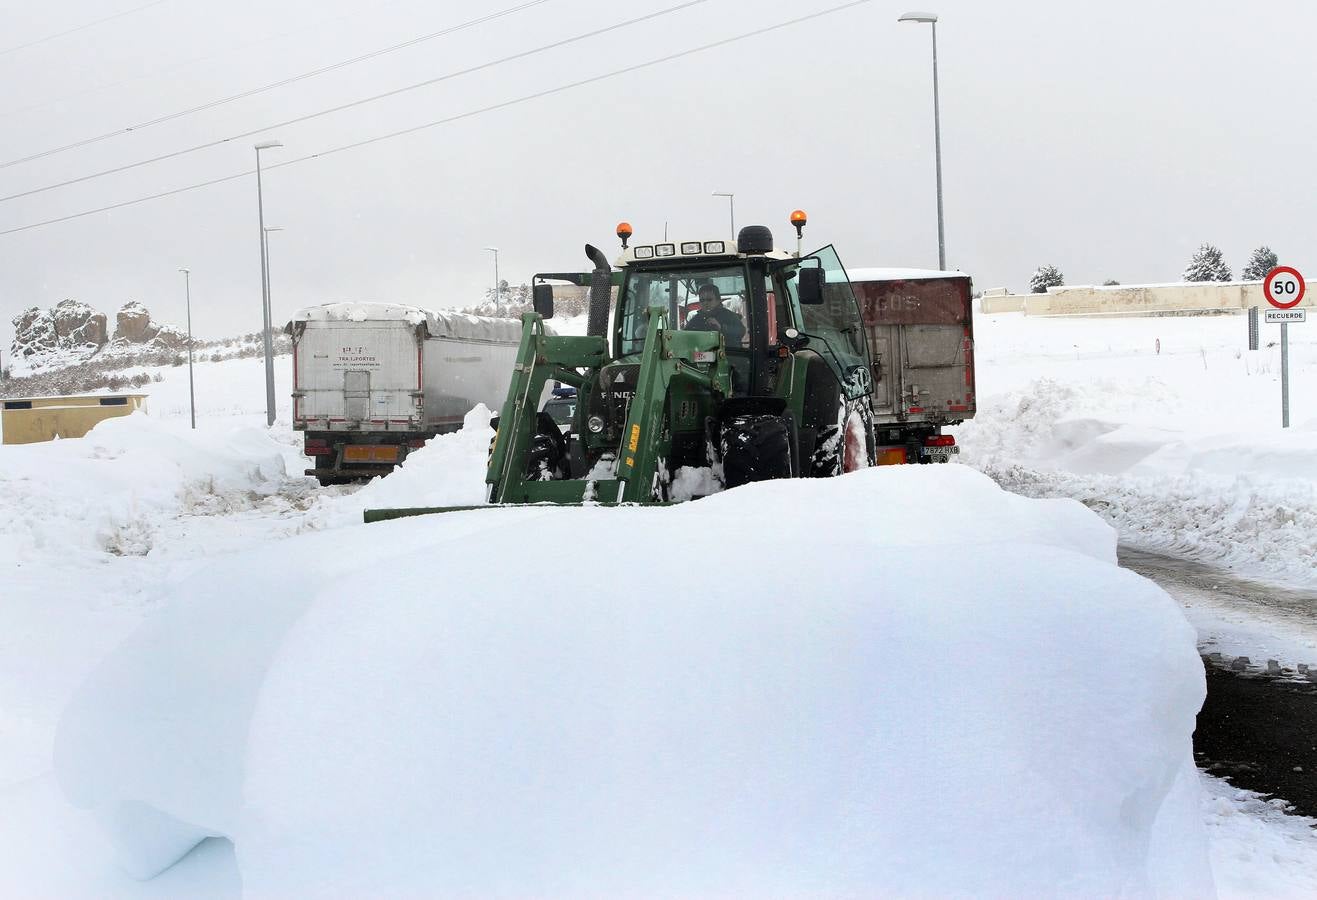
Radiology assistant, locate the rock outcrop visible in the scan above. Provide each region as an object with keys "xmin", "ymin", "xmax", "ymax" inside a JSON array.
[
  {"xmin": 51, "ymin": 300, "xmax": 108, "ymax": 347},
  {"xmin": 114, "ymin": 300, "xmax": 155, "ymax": 343},
  {"xmin": 10, "ymin": 299, "xmax": 185, "ymax": 368},
  {"xmin": 12, "ymin": 307, "xmax": 58, "ymax": 356}
]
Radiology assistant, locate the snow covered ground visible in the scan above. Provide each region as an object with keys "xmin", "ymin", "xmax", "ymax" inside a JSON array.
[
  {"xmin": 961, "ymin": 310, "xmax": 1317, "ymax": 675},
  {"xmin": 2, "ymin": 306, "xmax": 1316, "ymax": 896},
  {"xmin": 962, "ymin": 311, "xmax": 1316, "ymax": 589}
]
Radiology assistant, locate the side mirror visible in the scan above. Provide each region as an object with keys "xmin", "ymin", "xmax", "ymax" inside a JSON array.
[
  {"xmin": 532, "ymin": 283, "xmax": 555, "ymax": 319},
  {"xmin": 798, "ymin": 267, "xmax": 825, "ymax": 305}
]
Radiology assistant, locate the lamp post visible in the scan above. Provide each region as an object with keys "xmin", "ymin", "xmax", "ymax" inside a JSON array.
[
  {"xmin": 263, "ymin": 225, "xmax": 283, "ymax": 319},
  {"xmin": 483, "ymin": 246, "xmax": 500, "ymax": 307},
  {"xmin": 177, "ymin": 267, "xmax": 196, "ymax": 429},
  {"xmin": 262, "ymin": 225, "xmax": 284, "ymax": 409},
  {"xmin": 712, "ymin": 191, "xmax": 735, "ymax": 235},
  {"xmin": 254, "ymin": 139, "xmax": 282, "ymax": 427},
  {"xmin": 898, "ymin": 11, "xmax": 946, "ymax": 270}
]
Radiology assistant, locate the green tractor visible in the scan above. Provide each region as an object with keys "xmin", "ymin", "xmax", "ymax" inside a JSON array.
[{"xmin": 365, "ymin": 213, "xmax": 876, "ymax": 520}]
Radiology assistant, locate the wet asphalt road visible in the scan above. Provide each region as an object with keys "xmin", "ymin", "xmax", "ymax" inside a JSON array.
[{"xmin": 1118, "ymin": 547, "xmax": 1317, "ymax": 817}]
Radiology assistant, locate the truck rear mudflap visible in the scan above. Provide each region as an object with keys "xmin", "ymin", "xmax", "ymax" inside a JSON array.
[{"xmin": 306, "ymin": 465, "xmax": 401, "ymax": 484}]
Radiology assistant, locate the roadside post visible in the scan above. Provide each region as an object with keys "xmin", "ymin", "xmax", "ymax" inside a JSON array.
[{"xmin": 1263, "ymin": 266, "xmax": 1306, "ymax": 428}]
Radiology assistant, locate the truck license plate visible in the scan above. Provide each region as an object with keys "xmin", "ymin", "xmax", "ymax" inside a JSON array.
[
  {"xmin": 921, "ymin": 446, "xmax": 960, "ymax": 457},
  {"xmin": 344, "ymin": 445, "xmax": 398, "ymax": 463}
]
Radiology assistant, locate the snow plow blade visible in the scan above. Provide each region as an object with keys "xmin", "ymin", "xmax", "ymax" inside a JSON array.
[{"xmin": 362, "ymin": 501, "xmax": 674, "ymax": 523}]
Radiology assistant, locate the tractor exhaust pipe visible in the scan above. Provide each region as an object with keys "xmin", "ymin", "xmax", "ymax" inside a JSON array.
[{"xmin": 584, "ymin": 243, "xmax": 612, "ymax": 338}]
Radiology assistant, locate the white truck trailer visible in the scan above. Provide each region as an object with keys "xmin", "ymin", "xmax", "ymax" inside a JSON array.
[
  {"xmin": 849, "ymin": 268, "xmax": 976, "ymax": 464},
  {"xmin": 287, "ymin": 302, "xmax": 524, "ymax": 484}
]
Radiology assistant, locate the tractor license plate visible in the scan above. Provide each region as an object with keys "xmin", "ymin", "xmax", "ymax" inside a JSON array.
[
  {"xmin": 921, "ymin": 446, "xmax": 960, "ymax": 458},
  {"xmin": 344, "ymin": 445, "xmax": 398, "ymax": 463}
]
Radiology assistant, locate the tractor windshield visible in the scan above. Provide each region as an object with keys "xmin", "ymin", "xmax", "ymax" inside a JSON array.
[
  {"xmin": 618, "ymin": 264, "xmax": 749, "ymax": 356},
  {"xmin": 774, "ymin": 245, "xmax": 871, "ymax": 399}
]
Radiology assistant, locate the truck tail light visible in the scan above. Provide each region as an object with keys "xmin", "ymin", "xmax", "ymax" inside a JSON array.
[
  {"xmin": 304, "ymin": 438, "xmax": 332, "ymax": 456},
  {"xmin": 923, "ymin": 435, "xmax": 956, "ymax": 447},
  {"xmin": 407, "ymin": 439, "xmax": 428, "ymax": 449}
]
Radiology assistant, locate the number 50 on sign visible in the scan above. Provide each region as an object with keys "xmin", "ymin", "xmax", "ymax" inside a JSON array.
[{"xmin": 1264, "ymin": 266, "xmax": 1305, "ymax": 309}]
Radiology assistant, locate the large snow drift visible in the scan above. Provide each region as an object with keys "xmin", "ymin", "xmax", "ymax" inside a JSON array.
[{"xmin": 55, "ymin": 465, "xmax": 1212, "ymax": 896}]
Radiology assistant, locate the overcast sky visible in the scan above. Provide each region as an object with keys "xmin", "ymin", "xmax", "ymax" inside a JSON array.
[{"xmin": 2, "ymin": 0, "xmax": 1315, "ymax": 349}]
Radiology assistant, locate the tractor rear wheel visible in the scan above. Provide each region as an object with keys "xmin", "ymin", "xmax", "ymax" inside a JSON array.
[{"xmin": 721, "ymin": 414, "xmax": 793, "ymax": 489}]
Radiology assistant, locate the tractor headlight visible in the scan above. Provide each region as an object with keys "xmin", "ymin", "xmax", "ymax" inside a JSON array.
[{"xmin": 587, "ymin": 415, "xmax": 605, "ymax": 434}]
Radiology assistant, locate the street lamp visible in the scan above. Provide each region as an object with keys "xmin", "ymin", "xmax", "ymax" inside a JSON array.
[
  {"xmin": 711, "ymin": 191, "xmax": 735, "ymax": 235},
  {"xmin": 254, "ymin": 139, "xmax": 282, "ymax": 427},
  {"xmin": 898, "ymin": 11, "xmax": 946, "ymax": 270},
  {"xmin": 262, "ymin": 226, "xmax": 284, "ymax": 398},
  {"xmin": 178, "ymin": 267, "xmax": 196, "ymax": 429},
  {"xmin": 482, "ymin": 246, "xmax": 500, "ymax": 307}
]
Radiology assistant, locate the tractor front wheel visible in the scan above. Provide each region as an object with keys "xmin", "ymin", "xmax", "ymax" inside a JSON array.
[{"xmin": 721, "ymin": 414, "xmax": 793, "ymax": 489}]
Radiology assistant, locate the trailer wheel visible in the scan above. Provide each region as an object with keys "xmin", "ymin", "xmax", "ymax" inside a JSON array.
[{"xmin": 721, "ymin": 414, "xmax": 793, "ymax": 489}]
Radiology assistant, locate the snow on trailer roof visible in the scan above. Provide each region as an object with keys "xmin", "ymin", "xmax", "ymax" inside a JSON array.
[
  {"xmin": 846, "ymin": 267, "xmax": 970, "ymax": 282},
  {"xmin": 288, "ymin": 302, "xmax": 526, "ymax": 343}
]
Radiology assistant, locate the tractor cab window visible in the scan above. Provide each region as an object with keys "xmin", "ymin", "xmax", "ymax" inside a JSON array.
[
  {"xmin": 618, "ymin": 264, "xmax": 749, "ymax": 356},
  {"xmin": 774, "ymin": 245, "xmax": 871, "ymax": 399}
]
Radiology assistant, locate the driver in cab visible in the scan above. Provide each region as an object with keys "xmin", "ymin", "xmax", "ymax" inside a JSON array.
[{"xmin": 686, "ymin": 284, "xmax": 746, "ymax": 347}]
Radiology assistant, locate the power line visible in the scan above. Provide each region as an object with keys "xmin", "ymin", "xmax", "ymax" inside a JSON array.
[
  {"xmin": 0, "ymin": 0, "xmax": 553, "ymax": 169},
  {"xmin": 0, "ymin": 0, "xmax": 875, "ymax": 238},
  {"xmin": 0, "ymin": 0, "xmax": 709, "ymax": 203},
  {"xmin": 0, "ymin": 0, "xmax": 175, "ymax": 57}
]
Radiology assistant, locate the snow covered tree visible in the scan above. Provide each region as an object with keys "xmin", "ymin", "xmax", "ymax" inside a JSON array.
[
  {"xmin": 1029, "ymin": 265, "xmax": 1064, "ymax": 294},
  {"xmin": 1241, "ymin": 246, "xmax": 1278, "ymax": 281},
  {"xmin": 1182, "ymin": 243, "xmax": 1232, "ymax": 282}
]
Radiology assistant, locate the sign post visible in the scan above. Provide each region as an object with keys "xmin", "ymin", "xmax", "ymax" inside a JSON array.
[{"xmin": 1263, "ymin": 266, "xmax": 1306, "ymax": 428}]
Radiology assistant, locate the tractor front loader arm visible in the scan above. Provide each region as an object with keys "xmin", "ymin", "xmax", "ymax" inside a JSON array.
[
  {"xmin": 613, "ymin": 306, "xmax": 730, "ymax": 503},
  {"xmin": 486, "ymin": 313, "xmax": 607, "ymax": 504}
]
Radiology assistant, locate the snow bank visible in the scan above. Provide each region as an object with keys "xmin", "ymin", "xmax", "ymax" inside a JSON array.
[
  {"xmin": 962, "ymin": 312, "xmax": 1317, "ymax": 588},
  {"xmin": 55, "ymin": 466, "xmax": 1211, "ymax": 895},
  {"xmin": 0, "ymin": 412, "xmax": 290, "ymax": 562},
  {"xmin": 309, "ymin": 404, "xmax": 495, "ymax": 527},
  {"xmin": 963, "ymin": 378, "xmax": 1317, "ymax": 588}
]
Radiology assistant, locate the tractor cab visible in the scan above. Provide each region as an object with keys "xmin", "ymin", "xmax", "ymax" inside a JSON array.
[{"xmin": 611, "ymin": 229, "xmax": 871, "ymax": 401}]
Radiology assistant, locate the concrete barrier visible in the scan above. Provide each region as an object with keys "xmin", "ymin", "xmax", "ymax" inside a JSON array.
[
  {"xmin": 980, "ymin": 294, "xmax": 1027, "ymax": 314},
  {"xmin": 981, "ymin": 281, "xmax": 1313, "ymax": 317},
  {"xmin": 1, "ymin": 393, "xmax": 147, "ymax": 444}
]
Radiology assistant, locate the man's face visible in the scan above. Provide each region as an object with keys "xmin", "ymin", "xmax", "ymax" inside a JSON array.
[{"xmin": 699, "ymin": 288, "xmax": 720, "ymax": 310}]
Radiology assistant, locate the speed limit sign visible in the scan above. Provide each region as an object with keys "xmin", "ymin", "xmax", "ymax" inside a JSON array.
[
  {"xmin": 1264, "ymin": 266, "xmax": 1305, "ymax": 309},
  {"xmin": 1262, "ymin": 265, "xmax": 1304, "ymax": 429}
]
